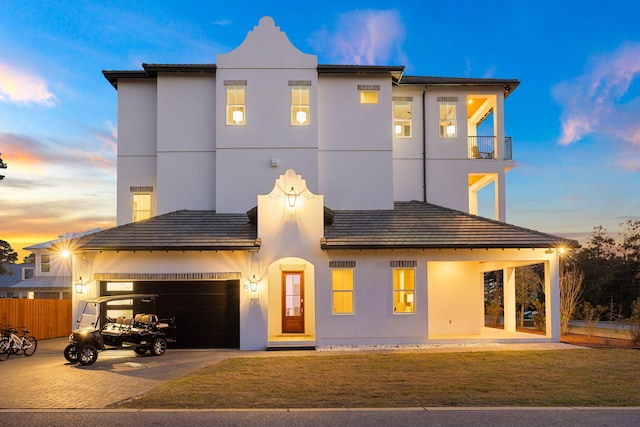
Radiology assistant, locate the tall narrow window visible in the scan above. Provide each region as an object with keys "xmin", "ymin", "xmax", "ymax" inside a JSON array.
[
  {"xmin": 393, "ymin": 268, "xmax": 415, "ymax": 313},
  {"xmin": 132, "ymin": 193, "xmax": 151, "ymax": 222},
  {"xmin": 290, "ymin": 86, "xmax": 310, "ymax": 126},
  {"xmin": 40, "ymin": 254, "xmax": 50, "ymax": 273},
  {"xmin": 332, "ymin": 269, "xmax": 354, "ymax": 314},
  {"xmin": 393, "ymin": 101, "xmax": 412, "ymax": 138},
  {"xmin": 439, "ymin": 101, "xmax": 457, "ymax": 138},
  {"xmin": 226, "ymin": 85, "xmax": 246, "ymax": 125}
]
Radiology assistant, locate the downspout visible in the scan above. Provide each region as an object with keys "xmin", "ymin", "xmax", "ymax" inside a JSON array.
[{"xmin": 422, "ymin": 87, "xmax": 427, "ymax": 202}]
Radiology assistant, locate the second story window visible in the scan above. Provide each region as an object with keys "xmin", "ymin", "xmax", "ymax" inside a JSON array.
[
  {"xmin": 132, "ymin": 193, "xmax": 151, "ymax": 222},
  {"xmin": 438, "ymin": 97, "xmax": 458, "ymax": 138},
  {"xmin": 40, "ymin": 254, "xmax": 50, "ymax": 273},
  {"xmin": 225, "ymin": 81, "xmax": 246, "ymax": 125},
  {"xmin": 393, "ymin": 99, "xmax": 412, "ymax": 138},
  {"xmin": 290, "ymin": 85, "xmax": 310, "ymax": 126},
  {"xmin": 358, "ymin": 84, "xmax": 380, "ymax": 104}
]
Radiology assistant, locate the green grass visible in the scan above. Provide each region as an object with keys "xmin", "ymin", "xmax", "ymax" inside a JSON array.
[{"xmin": 112, "ymin": 349, "xmax": 640, "ymax": 409}]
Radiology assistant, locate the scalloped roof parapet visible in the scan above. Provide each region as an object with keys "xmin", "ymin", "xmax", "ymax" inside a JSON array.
[{"xmin": 217, "ymin": 16, "xmax": 317, "ymax": 69}]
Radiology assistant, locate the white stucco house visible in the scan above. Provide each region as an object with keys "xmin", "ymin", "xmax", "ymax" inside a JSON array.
[{"xmin": 69, "ymin": 17, "xmax": 577, "ymax": 350}]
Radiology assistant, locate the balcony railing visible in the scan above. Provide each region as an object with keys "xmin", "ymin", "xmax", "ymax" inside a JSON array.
[{"xmin": 468, "ymin": 136, "xmax": 513, "ymax": 160}]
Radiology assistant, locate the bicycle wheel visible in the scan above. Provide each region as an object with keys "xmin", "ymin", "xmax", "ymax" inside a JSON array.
[
  {"xmin": 0, "ymin": 337, "xmax": 9, "ymax": 361},
  {"xmin": 23, "ymin": 336, "xmax": 37, "ymax": 356}
]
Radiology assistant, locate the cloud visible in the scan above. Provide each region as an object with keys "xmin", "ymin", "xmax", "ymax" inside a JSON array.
[
  {"xmin": 0, "ymin": 62, "xmax": 56, "ymax": 106},
  {"xmin": 212, "ymin": 19, "xmax": 231, "ymax": 26},
  {"xmin": 309, "ymin": 9, "xmax": 407, "ymax": 66},
  {"xmin": 552, "ymin": 42, "xmax": 640, "ymax": 168}
]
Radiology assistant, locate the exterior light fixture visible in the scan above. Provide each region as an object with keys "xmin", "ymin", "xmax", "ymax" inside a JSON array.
[
  {"xmin": 558, "ymin": 247, "xmax": 566, "ymax": 255},
  {"xmin": 61, "ymin": 249, "xmax": 70, "ymax": 258},
  {"xmin": 232, "ymin": 110, "xmax": 244, "ymax": 123},
  {"xmin": 244, "ymin": 275, "xmax": 259, "ymax": 292},
  {"xmin": 75, "ymin": 277, "xmax": 86, "ymax": 294},
  {"xmin": 287, "ymin": 187, "xmax": 297, "ymax": 207},
  {"xmin": 296, "ymin": 110, "xmax": 307, "ymax": 124},
  {"xmin": 545, "ymin": 249, "xmax": 554, "ymax": 254}
]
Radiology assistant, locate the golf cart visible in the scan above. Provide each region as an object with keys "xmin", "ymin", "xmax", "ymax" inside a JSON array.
[{"xmin": 64, "ymin": 294, "xmax": 176, "ymax": 366}]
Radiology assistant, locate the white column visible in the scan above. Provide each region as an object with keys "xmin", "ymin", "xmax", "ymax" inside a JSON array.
[
  {"xmin": 503, "ymin": 267, "xmax": 516, "ymax": 332},
  {"xmin": 546, "ymin": 259, "xmax": 561, "ymax": 339}
]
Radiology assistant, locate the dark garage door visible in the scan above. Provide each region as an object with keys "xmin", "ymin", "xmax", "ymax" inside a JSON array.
[{"xmin": 103, "ymin": 280, "xmax": 240, "ymax": 349}]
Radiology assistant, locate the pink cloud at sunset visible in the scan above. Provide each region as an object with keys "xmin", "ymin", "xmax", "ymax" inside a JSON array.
[
  {"xmin": 0, "ymin": 62, "xmax": 56, "ymax": 106},
  {"xmin": 552, "ymin": 42, "xmax": 640, "ymax": 170},
  {"xmin": 308, "ymin": 9, "xmax": 408, "ymax": 66}
]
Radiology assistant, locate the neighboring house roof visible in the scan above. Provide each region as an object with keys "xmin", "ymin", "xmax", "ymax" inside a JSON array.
[
  {"xmin": 6, "ymin": 275, "xmax": 70, "ymax": 290},
  {"xmin": 321, "ymin": 201, "xmax": 578, "ymax": 250},
  {"xmin": 78, "ymin": 210, "xmax": 261, "ymax": 251},
  {"xmin": 75, "ymin": 202, "xmax": 577, "ymax": 252},
  {"xmin": 0, "ymin": 263, "xmax": 32, "ymax": 287}
]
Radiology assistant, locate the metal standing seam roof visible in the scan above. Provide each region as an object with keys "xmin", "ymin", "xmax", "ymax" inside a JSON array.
[
  {"xmin": 75, "ymin": 202, "xmax": 578, "ymax": 252},
  {"xmin": 321, "ymin": 201, "xmax": 578, "ymax": 250}
]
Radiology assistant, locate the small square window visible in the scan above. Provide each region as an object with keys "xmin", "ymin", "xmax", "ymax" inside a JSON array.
[{"xmin": 360, "ymin": 91, "xmax": 378, "ymax": 104}]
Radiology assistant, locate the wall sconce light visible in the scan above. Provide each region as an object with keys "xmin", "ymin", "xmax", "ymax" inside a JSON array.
[
  {"xmin": 287, "ymin": 187, "xmax": 298, "ymax": 207},
  {"xmin": 232, "ymin": 110, "xmax": 244, "ymax": 123},
  {"xmin": 545, "ymin": 249, "xmax": 554, "ymax": 254},
  {"xmin": 244, "ymin": 275, "xmax": 259, "ymax": 292},
  {"xmin": 75, "ymin": 276, "xmax": 86, "ymax": 294},
  {"xmin": 296, "ymin": 110, "xmax": 307, "ymax": 124}
]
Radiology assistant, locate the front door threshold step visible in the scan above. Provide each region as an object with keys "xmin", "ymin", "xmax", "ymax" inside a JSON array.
[{"xmin": 266, "ymin": 343, "xmax": 317, "ymax": 351}]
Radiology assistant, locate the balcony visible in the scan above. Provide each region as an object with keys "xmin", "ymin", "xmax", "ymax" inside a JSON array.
[{"xmin": 468, "ymin": 136, "xmax": 513, "ymax": 160}]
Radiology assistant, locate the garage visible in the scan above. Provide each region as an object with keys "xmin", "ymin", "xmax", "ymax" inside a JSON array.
[{"xmin": 101, "ymin": 280, "xmax": 240, "ymax": 349}]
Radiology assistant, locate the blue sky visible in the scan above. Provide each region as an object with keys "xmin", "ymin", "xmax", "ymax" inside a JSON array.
[{"xmin": 1, "ymin": 0, "xmax": 639, "ymax": 259}]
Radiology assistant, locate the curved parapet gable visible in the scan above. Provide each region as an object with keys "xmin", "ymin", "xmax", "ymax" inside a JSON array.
[{"xmin": 217, "ymin": 16, "xmax": 317, "ymax": 69}]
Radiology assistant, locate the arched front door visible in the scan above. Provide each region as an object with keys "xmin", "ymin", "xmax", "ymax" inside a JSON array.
[{"xmin": 282, "ymin": 271, "xmax": 304, "ymax": 333}]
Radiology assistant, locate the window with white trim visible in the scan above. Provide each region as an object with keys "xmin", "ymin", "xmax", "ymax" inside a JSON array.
[
  {"xmin": 393, "ymin": 268, "xmax": 415, "ymax": 313},
  {"xmin": 439, "ymin": 98, "xmax": 457, "ymax": 138},
  {"xmin": 226, "ymin": 84, "xmax": 246, "ymax": 125},
  {"xmin": 132, "ymin": 193, "xmax": 151, "ymax": 222},
  {"xmin": 290, "ymin": 86, "xmax": 310, "ymax": 126},
  {"xmin": 332, "ymin": 269, "xmax": 354, "ymax": 314},
  {"xmin": 358, "ymin": 84, "xmax": 380, "ymax": 104},
  {"xmin": 393, "ymin": 100, "xmax": 412, "ymax": 138},
  {"xmin": 40, "ymin": 254, "xmax": 50, "ymax": 273}
]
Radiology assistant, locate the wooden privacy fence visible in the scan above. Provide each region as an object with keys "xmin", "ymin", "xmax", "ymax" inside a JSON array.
[{"xmin": 0, "ymin": 299, "xmax": 72, "ymax": 339}]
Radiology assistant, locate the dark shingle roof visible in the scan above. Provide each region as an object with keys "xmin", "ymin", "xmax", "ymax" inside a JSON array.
[
  {"xmin": 78, "ymin": 210, "xmax": 259, "ymax": 251},
  {"xmin": 321, "ymin": 201, "xmax": 578, "ymax": 250},
  {"xmin": 76, "ymin": 202, "xmax": 577, "ymax": 252}
]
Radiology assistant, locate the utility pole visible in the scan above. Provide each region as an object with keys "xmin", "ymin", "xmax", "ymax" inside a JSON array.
[{"xmin": 0, "ymin": 152, "xmax": 6, "ymax": 181}]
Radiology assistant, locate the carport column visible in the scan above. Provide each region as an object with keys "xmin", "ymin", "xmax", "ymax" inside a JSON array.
[
  {"xmin": 546, "ymin": 259, "xmax": 561, "ymax": 339},
  {"xmin": 503, "ymin": 267, "xmax": 516, "ymax": 332}
]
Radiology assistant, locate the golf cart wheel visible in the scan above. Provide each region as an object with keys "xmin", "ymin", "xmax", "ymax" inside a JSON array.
[
  {"xmin": 151, "ymin": 337, "xmax": 167, "ymax": 356},
  {"xmin": 78, "ymin": 345, "xmax": 98, "ymax": 366},
  {"xmin": 64, "ymin": 344, "xmax": 78, "ymax": 363},
  {"xmin": 133, "ymin": 348, "xmax": 147, "ymax": 355}
]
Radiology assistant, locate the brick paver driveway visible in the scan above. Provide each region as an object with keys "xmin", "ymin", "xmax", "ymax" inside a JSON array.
[{"xmin": 0, "ymin": 337, "xmax": 243, "ymax": 409}]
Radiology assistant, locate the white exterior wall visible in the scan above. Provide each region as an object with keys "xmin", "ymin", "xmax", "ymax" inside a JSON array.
[
  {"xmin": 156, "ymin": 74, "xmax": 217, "ymax": 213},
  {"xmin": 116, "ymin": 80, "xmax": 157, "ymax": 225},
  {"xmin": 318, "ymin": 75, "xmax": 394, "ymax": 210}
]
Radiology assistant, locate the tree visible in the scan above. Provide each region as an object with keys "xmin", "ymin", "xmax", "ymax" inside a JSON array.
[
  {"xmin": 0, "ymin": 240, "xmax": 19, "ymax": 275},
  {"xmin": 515, "ymin": 266, "xmax": 542, "ymax": 327},
  {"xmin": 23, "ymin": 253, "xmax": 35, "ymax": 264},
  {"xmin": 560, "ymin": 269, "xmax": 584, "ymax": 335},
  {"xmin": 0, "ymin": 152, "xmax": 6, "ymax": 181}
]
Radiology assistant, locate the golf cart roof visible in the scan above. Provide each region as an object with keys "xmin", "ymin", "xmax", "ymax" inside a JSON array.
[{"xmin": 85, "ymin": 294, "xmax": 159, "ymax": 304}]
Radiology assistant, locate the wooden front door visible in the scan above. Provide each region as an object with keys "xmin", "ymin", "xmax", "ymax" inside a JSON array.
[{"xmin": 282, "ymin": 271, "xmax": 304, "ymax": 333}]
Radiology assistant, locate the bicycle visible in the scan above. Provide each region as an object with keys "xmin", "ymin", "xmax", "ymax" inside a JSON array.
[{"xmin": 0, "ymin": 325, "xmax": 37, "ymax": 360}]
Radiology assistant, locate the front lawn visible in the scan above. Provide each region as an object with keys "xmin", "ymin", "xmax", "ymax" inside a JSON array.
[{"xmin": 112, "ymin": 348, "xmax": 640, "ymax": 408}]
